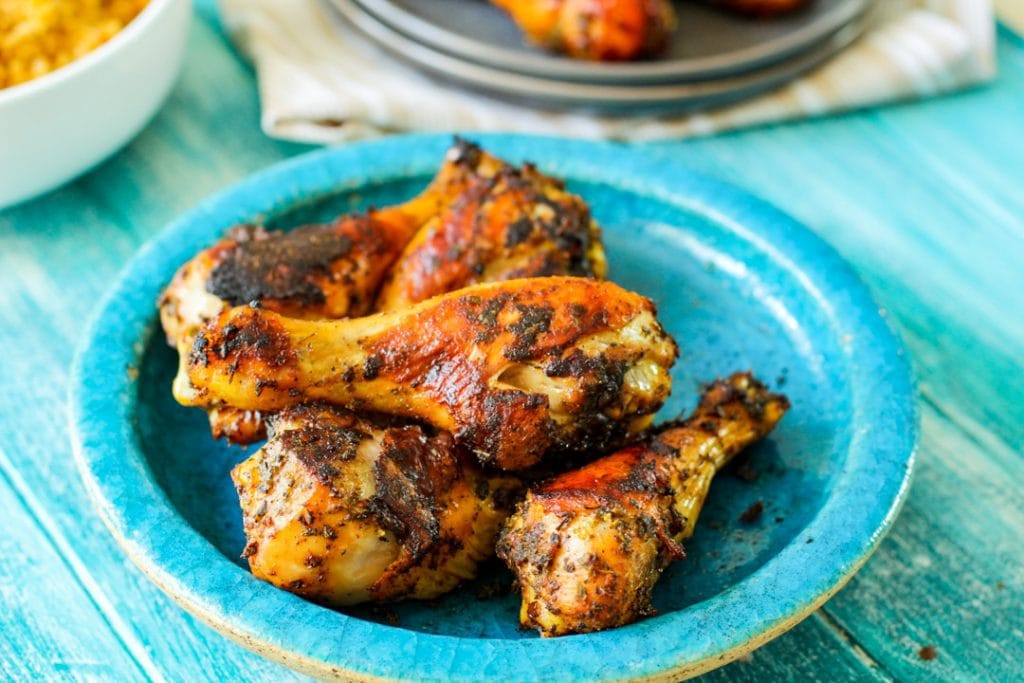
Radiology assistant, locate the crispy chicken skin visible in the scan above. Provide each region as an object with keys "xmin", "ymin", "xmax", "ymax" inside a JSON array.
[
  {"xmin": 157, "ymin": 186, "xmax": 462, "ymax": 355},
  {"xmin": 158, "ymin": 214, "xmax": 422, "ymax": 443},
  {"xmin": 232, "ymin": 404, "xmax": 520, "ymax": 605},
  {"xmin": 179, "ymin": 277, "xmax": 677, "ymax": 471},
  {"xmin": 491, "ymin": 0, "xmax": 677, "ymax": 61},
  {"xmin": 497, "ymin": 372, "xmax": 788, "ymax": 636},
  {"xmin": 159, "ymin": 139, "xmax": 602, "ymax": 351},
  {"xmin": 157, "ymin": 148, "xmax": 463, "ymax": 443},
  {"xmin": 158, "ymin": 139, "xmax": 607, "ymax": 443},
  {"xmin": 376, "ymin": 142, "xmax": 606, "ymax": 312}
]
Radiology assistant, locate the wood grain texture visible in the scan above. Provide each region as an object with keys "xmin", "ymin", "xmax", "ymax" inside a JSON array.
[
  {"xmin": 824, "ymin": 404, "xmax": 1024, "ymax": 681},
  {"xmin": 700, "ymin": 612, "xmax": 889, "ymax": 682},
  {"xmin": 0, "ymin": 446, "xmax": 152, "ymax": 681},
  {"xmin": 0, "ymin": 7, "xmax": 1021, "ymax": 681},
  {"xmin": 0, "ymin": 19, "xmax": 308, "ymax": 683},
  {"xmin": 645, "ymin": 34, "xmax": 1024, "ymax": 681}
]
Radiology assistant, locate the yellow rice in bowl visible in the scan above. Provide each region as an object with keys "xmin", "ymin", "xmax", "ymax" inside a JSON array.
[{"xmin": 1, "ymin": 0, "xmax": 149, "ymax": 89}]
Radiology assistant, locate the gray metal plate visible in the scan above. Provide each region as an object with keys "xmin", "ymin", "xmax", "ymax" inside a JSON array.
[
  {"xmin": 329, "ymin": 0, "xmax": 866, "ymax": 113},
  {"xmin": 354, "ymin": 0, "xmax": 867, "ymax": 84}
]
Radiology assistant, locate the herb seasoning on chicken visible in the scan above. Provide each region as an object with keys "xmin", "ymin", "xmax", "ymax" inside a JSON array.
[
  {"xmin": 158, "ymin": 139, "xmax": 608, "ymax": 443},
  {"xmin": 233, "ymin": 404, "xmax": 520, "ymax": 605},
  {"xmin": 376, "ymin": 139, "xmax": 606, "ymax": 311},
  {"xmin": 180, "ymin": 277, "xmax": 678, "ymax": 471},
  {"xmin": 498, "ymin": 373, "xmax": 788, "ymax": 636}
]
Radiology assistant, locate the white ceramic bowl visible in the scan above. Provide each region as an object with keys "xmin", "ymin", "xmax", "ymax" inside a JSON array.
[{"xmin": 0, "ymin": 0, "xmax": 191, "ymax": 208}]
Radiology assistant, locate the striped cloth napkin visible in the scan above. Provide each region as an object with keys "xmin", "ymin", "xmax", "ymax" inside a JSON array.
[{"xmin": 221, "ymin": 0, "xmax": 996, "ymax": 143}]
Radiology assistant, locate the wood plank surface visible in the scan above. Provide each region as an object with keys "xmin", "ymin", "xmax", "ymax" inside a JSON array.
[
  {"xmin": 0, "ymin": 19, "xmax": 308, "ymax": 683},
  {"xmin": 0, "ymin": 446, "xmax": 154, "ymax": 681},
  {"xmin": 648, "ymin": 30, "xmax": 1024, "ymax": 681},
  {"xmin": 0, "ymin": 9, "xmax": 1020, "ymax": 682}
]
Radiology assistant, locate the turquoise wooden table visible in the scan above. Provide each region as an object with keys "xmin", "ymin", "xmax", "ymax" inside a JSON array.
[{"xmin": 1, "ymin": 4, "xmax": 1021, "ymax": 680}]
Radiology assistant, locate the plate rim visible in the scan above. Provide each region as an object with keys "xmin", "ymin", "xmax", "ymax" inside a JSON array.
[
  {"xmin": 328, "ymin": 0, "xmax": 866, "ymax": 111},
  {"xmin": 69, "ymin": 133, "xmax": 917, "ymax": 682},
  {"xmin": 353, "ymin": 0, "xmax": 869, "ymax": 84}
]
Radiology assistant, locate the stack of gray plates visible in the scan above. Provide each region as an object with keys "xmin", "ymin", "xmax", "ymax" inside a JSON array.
[{"xmin": 329, "ymin": 0, "xmax": 870, "ymax": 112}]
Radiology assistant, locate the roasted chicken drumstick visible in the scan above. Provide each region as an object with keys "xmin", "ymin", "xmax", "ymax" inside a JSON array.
[
  {"xmin": 233, "ymin": 404, "xmax": 520, "ymax": 605},
  {"xmin": 158, "ymin": 146, "xmax": 462, "ymax": 443},
  {"xmin": 179, "ymin": 277, "xmax": 677, "ymax": 471},
  {"xmin": 497, "ymin": 372, "xmax": 788, "ymax": 636},
  {"xmin": 159, "ymin": 212, "xmax": 424, "ymax": 443},
  {"xmin": 376, "ymin": 141, "xmax": 606, "ymax": 312},
  {"xmin": 490, "ymin": 0, "xmax": 678, "ymax": 61},
  {"xmin": 160, "ymin": 139, "xmax": 606, "ymax": 352},
  {"xmin": 159, "ymin": 139, "xmax": 607, "ymax": 443}
]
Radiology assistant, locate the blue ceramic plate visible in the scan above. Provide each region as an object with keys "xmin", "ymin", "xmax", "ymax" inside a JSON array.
[{"xmin": 70, "ymin": 134, "xmax": 916, "ymax": 682}]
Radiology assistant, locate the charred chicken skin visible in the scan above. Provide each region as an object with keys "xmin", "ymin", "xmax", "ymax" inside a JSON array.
[
  {"xmin": 232, "ymin": 404, "xmax": 520, "ymax": 605},
  {"xmin": 497, "ymin": 372, "xmax": 788, "ymax": 636},
  {"xmin": 178, "ymin": 277, "xmax": 677, "ymax": 471},
  {"xmin": 158, "ymin": 138, "xmax": 607, "ymax": 443},
  {"xmin": 158, "ymin": 150, "xmax": 461, "ymax": 443},
  {"xmin": 158, "ymin": 214, "xmax": 423, "ymax": 443},
  {"xmin": 490, "ymin": 0, "xmax": 677, "ymax": 61},
  {"xmin": 376, "ymin": 143, "xmax": 606, "ymax": 312}
]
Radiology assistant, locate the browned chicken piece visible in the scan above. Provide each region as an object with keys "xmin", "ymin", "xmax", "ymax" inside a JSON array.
[
  {"xmin": 490, "ymin": 0, "xmax": 677, "ymax": 61},
  {"xmin": 375, "ymin": 143, "xmax": 606, "ymax": 312},
  {"xmin": 713, "ymin": 0, "xmax": 809, "ymax": 16},
  {"xmin": 178, "ymin": 277, "xmax": 677, "ymax": 471},
  {"xmin": 232, "ymin": 404, "xmax": 520, "ymax": 605},
  {"xmin": 158, "ymin": 151, "xmax": 460, "ymax": 443},
  {"xmin": 159, "ymin": 190, "xmax": 451, "ymax": 355},
  {"xmin": 158, "ymin": 213, "xmax": 421, "ymax": 443},
  {"xmin": 497, "ymin": 372, "xmax": 788, "ymax": 636},
  {"xmin": 159, "ymin": 138, "xmax": 607, "ymax": 443}
]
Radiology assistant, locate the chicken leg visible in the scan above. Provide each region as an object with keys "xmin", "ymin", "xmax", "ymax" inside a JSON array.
[
  {"xmin": 490, "ymin": 0, "xmax": 677, "ymax": 61},
  {"xmin": 159, "ymin": 138, "xmax": 607, "ymax": 443},
  {"xmin": 179, "ymin": 277, "xmax": 678, "ymax": 471},
  {"xmin": 232, "ymin": 404, "xmax": 521, "ymax": 605},
  {"xmin": 375, "ymin": 142, "xmax": 606, "ymax": 311},
  {"xmin": 497, "ymin": 372, "xmax": 788, "ymax": 636}
]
